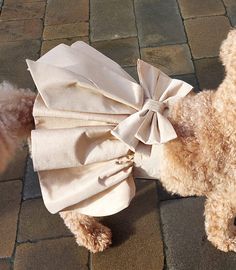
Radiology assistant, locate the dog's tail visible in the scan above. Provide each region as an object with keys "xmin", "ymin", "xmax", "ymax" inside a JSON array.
[{"xmin": 0, "ymin": 81, "xmax": 36, "ymax": 173}]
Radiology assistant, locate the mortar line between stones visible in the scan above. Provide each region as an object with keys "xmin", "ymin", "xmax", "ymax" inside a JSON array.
[
  {"xmin": 132, "ymin": 0, "xmax": 141, "ymax": 60},
  {"xmin": 9, "ymin": 178, "xmax": 24, "ymax": 270},
  {"xmin": 88, "ymin": 0, "xmax": 91, "ymax": 45},
  {"xmin": 184, "ymin": 13, "xmax": 228, "ymax": 21},
  {"xmin": 154, "ymin": 182, "xmax": 168, "ymax": 270},
  {"xmin": 220, "ymin": 0, "xmax": 234, "ymax": 27},
  {"xmin": 17, "ymin": 234, "xmax": 74, "ymax": 245},
  {"xmin": 39, "ymin": 0, "xmax": 48, "ymax": 57},
  {"xmin": 175, "ymin": 0, "xmax": 200, "ymax": 90}
]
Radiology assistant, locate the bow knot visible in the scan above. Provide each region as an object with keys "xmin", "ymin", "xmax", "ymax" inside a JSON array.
[{"xmin": 142, "ymin": 99, "xmax": 166, "ymax": 114}]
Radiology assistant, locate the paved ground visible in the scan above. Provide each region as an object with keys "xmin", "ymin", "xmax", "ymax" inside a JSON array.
[{"xmin": 0, "ymin": 0, "xmax": 235, "ymax": 269}]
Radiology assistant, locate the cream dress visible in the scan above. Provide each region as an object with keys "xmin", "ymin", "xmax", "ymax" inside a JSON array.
[{"xmin": 26, "ymin": 41, "xmax": 192, "ymax": 216}]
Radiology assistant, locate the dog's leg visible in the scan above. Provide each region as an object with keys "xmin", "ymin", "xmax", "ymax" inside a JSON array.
[
  {"xmin": 204, "ymin": 190, "xmax": 236, "ymax": 252},
  {"xmin": 59, "ymin": 210, "xmax": 112, "ymax": 253}
]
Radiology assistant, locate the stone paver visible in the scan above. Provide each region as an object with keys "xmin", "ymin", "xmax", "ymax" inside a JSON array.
[
  {"xmin": 195, "ymin": 57, "xmax": 225, "ymax": 90},
  {"xmin": 160, "ymin": 197, "xmax": 236, "ymax": 270},
  {"xmin": 178, "ymin": 0, "xmax": 225, "ymax": 19},
  {"xmin": 0, "ymin": 260, "xmax": 11, "ymax": 270},
  {"xmin": 45, "ymin": 0, "xmax": 88, "ymax": 25},
  {"xmin": 185, "ymin": 16, "xmax": 231, "ymax": 59},
  {"xmin": 0, "ymin": 19, "xmax": 43, "ymax": 42},
  {"xmin": 92, "ymin": 38, "xmax": 140, "ymax": 67},
  {"xmin": 41, "ymin": 36, "xmax": 89, "ymax": 55},
  {"xmin": 23, "ymin": 158, "xmax": 41, "ymax": 200},
  {"xmin": 17, "ymin": 198, "xmax": 71, "ymax": 242},
  {"xmin": 173, "ymin": 74, "xmax": 199, "ymax": 91},
  {"xmin": 90, "ymin": 0, "xmax": 137, "ymax": 42},
  {"xmin": 92, "ymin": 180, "xmax": 164, "ymax": 270},
  {"xmin": 0, "ymin": 146, "xmax": 28, "ymax": 181},
  {"xmin": 43, "ymin": 22, "xmax": 88, "ymax": 40},
  {"xmin": 1, "ymin": 2, "xmax": 45, "ymax": 20},
  {"xmin": 14, "ymin": 238, "xmax": 88, "ymax": 270},
  {"xmin": 135, "ymin": 0, "xmax": 186, "ymax": 47},
  {"xmin": 0, "ymin": 39, "xmax": 40, "ymax": 90},
  {"xmin": 123, "ymin": 66, "xmax": 139, "ymax": 82},
  {"xmin": 224, "ymin": 0, "xmax": 236, "ymax": 26},
  {"xmin": 141, "ymin": 44, "xmax": 194, "ymax": 76},
  {"xmin": 0, "ymin": 180, "xmax": 22, "ymax": 258}
]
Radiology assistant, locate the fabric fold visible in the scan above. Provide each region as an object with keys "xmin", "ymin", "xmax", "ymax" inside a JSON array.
[{"xmin": 27, "ymin": 41, "xmax": 193, "ymax": 216}]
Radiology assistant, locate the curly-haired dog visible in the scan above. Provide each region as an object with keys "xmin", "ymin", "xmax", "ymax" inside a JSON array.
[{"xmin": 0, "ymin": 30, "xmax": 235, "ymax": 253}]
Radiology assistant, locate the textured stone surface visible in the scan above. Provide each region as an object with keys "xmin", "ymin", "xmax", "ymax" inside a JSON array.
[
  {"xmin": 173, "ymin": 74, "xmax": 199, "ymax": 92},
  {"xmin": 0, "ymin": 181, "xmax": 22, "ymax": 258},
  {"xmin": 178, "ymin": 0, "xmax": 225, "ymax": 18},
  {"xmin": 0, "ymin": 19, "xmax": 43, "ymax": 42},
  {"xmin": 0, "ymin": 260, "xmax": 11, "ymax": 270},
  {"xmin": 141, "ymin": 44, "xmax": 194, "ymax": 76},
  {"xmin": 123, "ymin": 66, "xmax": 139, "ymax": 82},
  {"xmin": 92, "ymin": 38, "xmax": 140, "ymax": 67},
  {"xmin": 0, "ymin": 39, "xmax": 40, "ymax": 89},
  {"xmin": 0, "ymin": 146, "xmax": 28, "ymax": 181},
  {"xmin": 135, "ymin": 0, "xmax": 186, "ymax": 47},
  {"xmin": 45, "ymin": 0, "xmax": 88, "ymax": 25},
  {"xmin": 17, "ymin": 198, "xmax": 71, "ymax": 242},
  {"xmin": 160, "ymin": 197, "xmax": 236, "ymax": 269},
  {"xmin": 43, "ymin": 22, "xmax": 88, "ymax": 40},
  {"xmin": 14, "ymin": 238, "xmax": 88, "ymax": 270},
  {"xmin": 41, "ymin": 36, "xmax": 89, "ymax": 55},
  {"xmin": 1, "ymin": 2, "xmax": 45, "ymax": 20},
  {"xmin": 92, "ymin": 180, "xmax": 164, "ymax": 270},
  {"xmin": 224, "ymin": 0, "xmax": 236, "ymax": 26},
  {"xmin": 23, "ymin": 158, "xmax": 41, "ymax": 200},
  {"xmin": 195, "ymin": 57, "xmax": 225, "ymax": 90},
  {"xmin": 90, "ymin": 0, "xmax": 136, "ymax": 42},
  {"xmin": 185, "ymin": 16, "xmax": 231, "ymax": 59}
]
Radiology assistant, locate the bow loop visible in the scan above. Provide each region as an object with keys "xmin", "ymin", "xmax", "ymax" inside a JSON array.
[{"xmin": 111, "ymin": 59, "xmax": 193, "ymax": 150}]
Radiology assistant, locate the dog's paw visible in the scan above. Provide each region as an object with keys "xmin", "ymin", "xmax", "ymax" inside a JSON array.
[{"xmin": 76, "ymin": 222, "xmax": 112, "ymax": 253}]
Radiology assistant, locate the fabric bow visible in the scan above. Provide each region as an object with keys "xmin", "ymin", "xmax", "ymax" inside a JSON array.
[{"xmin": 27, "ymin": 41, "xmax": 193, "ymax": 217}]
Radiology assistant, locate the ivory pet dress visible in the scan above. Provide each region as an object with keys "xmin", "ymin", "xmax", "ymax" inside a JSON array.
[{"xmin": 26, "ymin": 41, "xmax": 193, "ymax": 216}]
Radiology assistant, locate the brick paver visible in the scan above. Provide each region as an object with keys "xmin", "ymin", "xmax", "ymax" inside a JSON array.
[
  {"xmin": 141, "ymin": 44, "xmax": 194, "ymax": 75},
  {"xmin": 135, "ymin": 0, "xmax": 186, "ymax": 47},
  {"xmin": 0, "ymin": 19, "xmax": 43, "ymax": 42},
  {"xmin": 195, "ymin": 57, "xmax": 225, "ymax": 89},
  {"xmin": 1, "ymin": 2, "xmax": 46, "ymax": 20},
  {"xmin": 160, "ymin": 198, "xmax": 236, "ymax": 269},
  {"xmin": 14, "ymin": 238, "xmax": 89, "ymax": 270},
  {"xmin": 45, "ymin": 0, "xmax": 89, "ymax": 26},
  {"xmin": 90, "ymin": 0, "xmax": 137, "ymax": 42},
  {"xmin": 92, "ymin": 37, "xmax": 140, "ymax": 67},
  {"xmin": 224, "ymin": 0, "xmax": 236, "ymax": 26},
  {"xmin": 178, "ymin": 0, "xmax": 225, "ymax": 19},
  {"xmin": 185, "ymin": 16, "xmax": 231, "ymax": 59},
  {"xmin": 0, "ymin": 260, "xmax": 11, "ymax": 270},
  {"xmin": 17, "ymin": 198, "xmax": 72, "ymax": 243},
  {"xmin": 0, "ymin": 0, "xmax": 236, "ymax": 269},
  {"xmin": 0, "ymin": 181, "xmax": 22, "ymax": 258}
]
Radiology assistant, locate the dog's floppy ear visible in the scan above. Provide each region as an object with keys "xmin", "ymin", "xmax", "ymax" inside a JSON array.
[{"xmin": 220, "ymin": 29, "xmax": 236, "ymax": 77}]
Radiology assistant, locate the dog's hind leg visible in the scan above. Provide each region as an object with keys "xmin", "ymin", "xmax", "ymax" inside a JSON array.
[{"xmin": 59, "ymin": 210, "xmax": 112, "ymax": 253}]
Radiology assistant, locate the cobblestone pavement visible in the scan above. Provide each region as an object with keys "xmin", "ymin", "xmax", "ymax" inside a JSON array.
[{"xmin": 0, "ymin": 0, "xmax": 235, "ymax": 269}]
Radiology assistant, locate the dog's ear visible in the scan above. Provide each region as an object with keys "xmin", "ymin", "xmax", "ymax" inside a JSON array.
[
  {"xmin": 0, "ymin": 81, "xmax": 35, "ymax": 173},
  {"xmin": 220, "ymin": 29, "xmax": 236, "ymax": 78}
]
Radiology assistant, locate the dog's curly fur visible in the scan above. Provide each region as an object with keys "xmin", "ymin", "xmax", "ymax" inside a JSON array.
[{"xmin": 0, "ymin": 30, "xmax": 235, "ymax": 253}]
